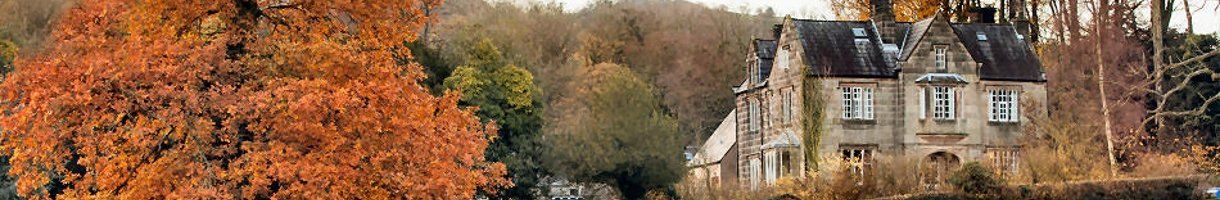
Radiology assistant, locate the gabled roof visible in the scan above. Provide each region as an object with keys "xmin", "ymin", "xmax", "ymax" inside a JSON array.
[
  {"xmin": 689, "ymin": 111, "xmax": 738, "ymax": 167},
  {"xmin": 754, "ymin": 39, "xmax": 778, "ymax": 83},
  {"xmin": 901, "ymin": 17, "xmax": 937, "ymax": 61},
  {"xmin": 950, "ymin": 23, "xmax": 1044, "ymax": 81},
  {"xmin": 792, "ymin": 19, "xmax": 911, "ymax": 78},
  {"xmin": 755, "ymin": 39, "xmax": 777, "ymax": 59},
  {"xmin": 772, "ymin": 16, "xmax": 1043, "ymax": 82}
]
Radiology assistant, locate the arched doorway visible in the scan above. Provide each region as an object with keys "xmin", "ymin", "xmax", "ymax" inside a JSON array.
[{"xmin": 921, "ymin": 151, "xmax": 961, "ymax": 190}]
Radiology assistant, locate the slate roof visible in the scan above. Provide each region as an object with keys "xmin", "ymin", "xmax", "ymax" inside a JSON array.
[
  {"xmin": 950, "ymin": 23, "xmax": 1043, "ymax": 81},
  {"xmin": 793, "ymin": 19, "xmax": 907, "ymax": 78},
  {"xmin": 901, "ymin": 17, "xmax": 936, "ymax": 61},
  {"xmin": 754, "ymin": 39, "xmax": 778, "ymax": 83},
  {"xmin": 755, "ymin": 39, "xmax": 777, "ymax": 59},
  {"xmin": 751, "ymin": 17, "xmax": 1044, "ymax": 82}
]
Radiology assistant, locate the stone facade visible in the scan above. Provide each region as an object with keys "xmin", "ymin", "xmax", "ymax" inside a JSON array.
[{"xmin": 726, "ymin": 11, "xmax": 1046, "ymax": 188}]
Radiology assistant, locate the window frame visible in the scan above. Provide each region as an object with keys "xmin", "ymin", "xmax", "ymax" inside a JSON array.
[
  {"xmin": 988, "ymin": 89, "xmax": 1021, "ymax": 123},
  {"xmin": 765, "ymin": 151, "xmax": 777, "ymax": 184},
  {"xmin": 840, "ymin": 85, "xmax": 875, "ymax": 121},
  {"xmin": 777, "ymin": 46, "xmax": 790, "ymax": 70},
  {"xmin": 749, "ymin": 99, "xmax": 761, "ymax": 133},
  {"xmin": 782, "ymin": 89, "xmax": 793, "ymax": 122},
  {"xmin": 749, "ymin": 157, "xmax": 762, "ymax": 189},
  {"xmin": 840, "ymin": 146, "xmax": 876, "ymax": 178},
  {"xmin": 934, "ymin": 45, "xmax": 948, "ymax": 70},
  {"xmin": 931, "ymin": 86, "xmax": 955, "ymax": 120},
  {"xmin": 987, "ymin": 148, "xmax": 1020, "ymax": 176}
]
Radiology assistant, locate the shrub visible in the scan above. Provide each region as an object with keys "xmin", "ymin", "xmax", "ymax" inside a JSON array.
[
  {"xmin": 947, "ymin": 162, "xmax": 1004, "ymax": 195},
  {"xmin": 900, "ymin": 176, "xmax": 1209, "ymax": 200}
]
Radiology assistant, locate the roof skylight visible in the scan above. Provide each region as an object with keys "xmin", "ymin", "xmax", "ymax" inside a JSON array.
[{"xmin": 852, "ymin": 28, "xmax": 867, "ymax": 37}]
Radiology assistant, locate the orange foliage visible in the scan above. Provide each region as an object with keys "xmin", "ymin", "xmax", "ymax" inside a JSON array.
[
  {"xmin": 830, "ymin": 0, "xmax": 943, "ymax": 21},
  {"xmin": 0, "ymin": 0, "xmax": 506, "ymax": 199}
]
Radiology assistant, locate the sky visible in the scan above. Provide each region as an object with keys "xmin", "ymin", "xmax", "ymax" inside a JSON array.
[{"xmin": 537, "ymin": 0, "xmax": 1220, "ymax": 35}]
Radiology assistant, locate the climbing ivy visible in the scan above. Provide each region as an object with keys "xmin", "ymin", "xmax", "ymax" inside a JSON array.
[{"xmin": 800, "ymin": 72, "xmax": 828, "ymax": 172}]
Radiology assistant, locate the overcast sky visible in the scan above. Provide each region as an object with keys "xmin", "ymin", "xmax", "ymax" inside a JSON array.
[{"xmin": 538, "ymin": 0, "xmax": 1219, "ymax": 35}]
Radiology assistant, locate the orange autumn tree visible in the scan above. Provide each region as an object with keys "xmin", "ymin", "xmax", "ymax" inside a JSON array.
[
  {"xmin": 830, "ymin": 0, "xmax": 945, "ymax": 21},
  {"xmin": 0, "ymin": 0, "xmax": 506, "ymax": 199}
]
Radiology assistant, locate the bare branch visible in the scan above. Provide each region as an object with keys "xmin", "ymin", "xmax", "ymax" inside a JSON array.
[
  {"xmin": 1168, "ymin": 48, "xmax": 1220, "ymax": 68},
  {"xmin": 261, "ymin": 3, "xmax": 302, "ymax": 11}
]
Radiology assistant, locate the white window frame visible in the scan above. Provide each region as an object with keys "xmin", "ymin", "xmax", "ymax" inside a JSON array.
[
  {"xmin": 765, "ymin": 151, "xmax": 777, "ymax": 184},
  {"xmin": 841, "ymin": 147, "xmax": 874, "ymax": 178},
  {"xmin": 934, "ymin": 46, "xmax": 947, "ymax": 70},
  {"xmin": 988, "ymin": 89, "xmax": 1021, "ymax": 122},
  {"xmin": 932, "ymin": 86, "xmax": 955, "ymax": 120},
  {"xmin": 777, "ymin": 47, "xmax": 790, "ymax": 70},
  {"xmin": 749, "ymin": 99, "xmax": 761, "ymax": 133},
  {"xmin": 782, "ymin": 90, "xmax": 793, "ymax": 122},
  {"xmin": 840, "ymin": 86, "xmax": 875, "ymax": 120},
  {"xmin": 749, "ymin": 62, "xmax": 758, "ymax": 84},
  {"xmin": 749, "ymin": 158, "xmax": 761, "ymax": 189},
  {"xmin": 988, "ymin": 148, "xmax": 1020, "ymax": 176}
]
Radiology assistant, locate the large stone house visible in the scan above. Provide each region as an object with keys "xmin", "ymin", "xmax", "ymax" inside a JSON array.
[{"xmin": 692, "ymin": 0, "xmax": 1048, "ymax": 189}]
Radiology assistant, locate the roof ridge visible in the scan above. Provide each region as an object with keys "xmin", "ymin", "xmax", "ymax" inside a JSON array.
[
  {"xmin": 951, "ymin": 22, "xmax": 1019, "ymax": 26},
  {"xmin": 792, "ymin": 18, "xmax": 867, "ymax": 23}
]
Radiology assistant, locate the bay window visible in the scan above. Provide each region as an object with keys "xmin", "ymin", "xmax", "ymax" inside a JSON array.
[{"xmin": 932, "ymin": 86, "xmax": 955, "ymax": 120}]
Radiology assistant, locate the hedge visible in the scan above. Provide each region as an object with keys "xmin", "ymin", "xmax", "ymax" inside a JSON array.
[{"xmin": 901, "ymin": 177, "xmax": 1209, "ymax": 200}]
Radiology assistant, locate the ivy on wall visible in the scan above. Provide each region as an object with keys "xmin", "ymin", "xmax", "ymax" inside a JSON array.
[{"xmin": 800, "ymin": 72, "xmax": 828, "ymax": 172}]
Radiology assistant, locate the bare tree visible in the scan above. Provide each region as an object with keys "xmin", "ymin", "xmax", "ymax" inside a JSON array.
[
  {"xmin": 1094, "ymin": 0, "xmax": 1119, "ymax": 177},
  {"xmin": 1143, "ymin": 0, "xmax": 1220, "ymax": 135}
]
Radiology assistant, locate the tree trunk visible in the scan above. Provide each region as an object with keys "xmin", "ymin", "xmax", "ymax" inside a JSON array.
[
  {"xmin": 1094, "ymin": 1, "xmax": 1118, "ymax": 177},
  {"xmin": 1151, "ymin": 0, "xmax": 1166, "ymax": 133},
  {"xmin": 1031, "ymin": 0, "xmax": 1040, "ymax": 41},
  {"xmin": 1182, "ymin": 0, "xmax": 1194, "ymax": 34}
]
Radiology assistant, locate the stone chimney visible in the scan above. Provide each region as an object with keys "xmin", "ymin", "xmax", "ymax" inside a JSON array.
[
  {"xmin": 870, "ymin": 0, "xmax": 899, "ymax": 44},
  {"xmin": 773, "ymin": 24, "xmax": 783, "ymax": 41}
]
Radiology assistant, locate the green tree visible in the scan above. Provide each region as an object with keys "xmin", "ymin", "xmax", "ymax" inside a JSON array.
[
  {"xmin": 403, "ymin": 40, "xmax": 454, "ymax": 95},
  {"xmin": 0, "ymin": 39, "xmax": 14, "ymax": 75},
  {"xmin": 546, "ymin": 62, "xmax": 685, "ymax": 200},
  {"xmin": 444, "ymin": 38, "xmax": 548, "ymax": 199}
]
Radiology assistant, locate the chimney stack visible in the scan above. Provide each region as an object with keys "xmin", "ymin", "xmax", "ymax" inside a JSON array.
[
  {"xmin": 773, "ymin": 24, "xmax": 783, "ymax": 41},
  {"xmin": 871, "ymin": 0, "xmax": 899, "ymax": 44}
]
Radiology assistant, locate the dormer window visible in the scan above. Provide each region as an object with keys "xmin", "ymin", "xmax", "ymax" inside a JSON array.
[
  {"xmin": 976, "ymin": 32, "xmax": 988, "ymax": 41},
  {"xmin": 852, "ymin": 28, "xmax": 867, "ymax": 37},
  {"xmin": 934, "ymin": 46, "xmax": 947, "ymax": 70}
]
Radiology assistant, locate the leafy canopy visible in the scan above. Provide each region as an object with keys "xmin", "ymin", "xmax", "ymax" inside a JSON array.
[
  {"xmin": 546, "ymin": 62, "xmax": 685, "ymax": 199},
  {"xmin": 443, "ymin": 38, "xmax": 547, "ymax": 199},
  {"xmin": 0, "ymin": 0, "xmax": 506, "ymax": 199}
]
